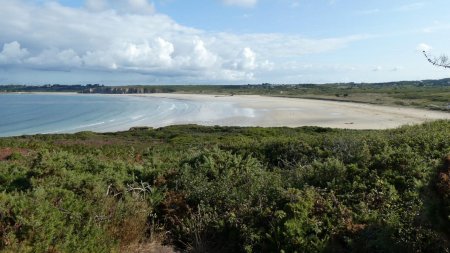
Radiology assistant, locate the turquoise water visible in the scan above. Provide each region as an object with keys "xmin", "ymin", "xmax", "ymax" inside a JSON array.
[{"xmin": 0, "ymin": 93, "xmax": 250, "ymax": 137}]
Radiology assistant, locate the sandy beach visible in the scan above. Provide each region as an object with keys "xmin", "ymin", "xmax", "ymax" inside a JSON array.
[
  {"xmin": 2, "ymin": 92, "xmax": 449, "ymax": 137},
  {"xmin": 135, "ymin": 93, "xmax": 450, "ymax": 129}
]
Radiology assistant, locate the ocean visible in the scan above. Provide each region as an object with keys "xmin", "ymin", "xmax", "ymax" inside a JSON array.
[{"xmin": 0, "ymin": 93, "xmax": 253, "ymax": 137}]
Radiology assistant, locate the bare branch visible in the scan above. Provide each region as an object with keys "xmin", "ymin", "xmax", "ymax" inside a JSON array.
[
  {"xmin": 423, "ymin": 51, "xmax": 450, "ymax": 69},
  {"xmin": 439, "ymin": 54, "xmax": 448, "ymax": 65},
  {"xmin": 126, "ymin": 181, "xmax": 153, "ymax": 198},
  {"xmin": 106, "ymin": 181, "xmax": 154, "ymax": 199}
]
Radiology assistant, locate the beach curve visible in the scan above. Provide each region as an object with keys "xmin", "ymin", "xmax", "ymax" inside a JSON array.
[{"xmin": 134, "ymin": 93, "xmax": 450, "ymax": 129}]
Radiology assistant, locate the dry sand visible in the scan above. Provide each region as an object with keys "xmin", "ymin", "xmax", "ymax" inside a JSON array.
[{"xmin": 137, "ymin": 93, "xmax": 450, "ymax": 129}]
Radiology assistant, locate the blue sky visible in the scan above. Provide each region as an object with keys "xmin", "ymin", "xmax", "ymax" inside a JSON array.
[{"xmin": 0, "ymin": 0, "xmax": 449, "ymax": 85}]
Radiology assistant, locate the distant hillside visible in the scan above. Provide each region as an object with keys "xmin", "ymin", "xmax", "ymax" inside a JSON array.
[{"xmin": 1, "ymin": 78, "xmax": 450, "ymax": 94}]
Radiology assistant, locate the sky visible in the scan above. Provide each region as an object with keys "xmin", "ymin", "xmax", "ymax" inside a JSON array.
[{"xmin": 0, "ymin": 0, "xmax": 450, "ymax": 85}]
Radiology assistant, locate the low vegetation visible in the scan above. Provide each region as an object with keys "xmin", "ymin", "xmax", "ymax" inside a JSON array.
[{"xmin": 1, "ymin": 121, "xmax": 450, "ymax": 252}]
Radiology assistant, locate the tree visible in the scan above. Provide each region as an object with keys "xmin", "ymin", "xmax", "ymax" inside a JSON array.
[{"xmin": 423, "ymin": 51, "xmax": 450, "ymax": 69}]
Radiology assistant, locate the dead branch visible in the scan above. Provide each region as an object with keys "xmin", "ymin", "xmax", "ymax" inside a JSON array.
[{"xmin": 423, "ymin": 51, "xmax": 450, "ymax": 69}]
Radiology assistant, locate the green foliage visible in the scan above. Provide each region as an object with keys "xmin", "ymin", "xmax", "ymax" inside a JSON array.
[
  {"xmin": 1, "ymin": 120, "xmax": 450, "ymax": 252},
  {"xmin": 277, "ymin": 187, "xmax": 346, "ymax": 253},
  {"xmin": 175, "ymin": 148, "xmax": 282, "ymax": 252}
]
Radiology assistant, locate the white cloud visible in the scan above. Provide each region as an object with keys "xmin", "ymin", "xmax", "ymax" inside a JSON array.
[
  {"xmin": 0, "ymin": 41, "xmax": 29, "ymax": 64},
  {"xmin": 191, "ymin": 39, "xmax": 218, "ymax": 68},
  {"xmin": 215, "ymin": 33, "xmax": 372, "ymax": 59},
  {"xmin": 355, "ymin": 9, "xmax": 380, "ymax": 15},
  {"xmin": 85, "ymin": 0, "xmax": 155, "ymax": 14},
  {"xmin": 0, "ymin": 0, "xmax": 370, "ymax": 82},
  {"xmin": 241, "ymin": 48, "xmax": 257, "ymax": 70},
  {"xmin": 222, "ymin": 0, "xmax": 258, "ymax": 8},
  {"xmin": 26, "ymin": 48, "xmax": 82, "ymax": 69},
  {"xmin": 390, "ymin": 66, "xmax": 403, "ymax": 72},
  {"xmin": 82, "ymin": 38, "xmax": 175, "ymax": 71},
  {"xmin": 85, "ymin": 0, "xmax": 107, "ymax": 11},
  {"xmin": 354, "ymin": 3, "xmax": 425, "ymax": 16},
  {"xmin": 368, "ymin": 65, "xmax": 404, "ymax": 72},
  {"xmin": 395, "ymin": 2, "xmax": 425, "ymax": 12},
  {"xmin": 372, "ymin": 66, "xmax": 382, "ymax": 71},
  {"xmin": 230, "ymin": 47, "xmax": 257, "ymax": 70},
  {"xmin": 417, "ymin": 43, "xmax": 432, "ymax": 52},
  {"xmin": 126, "ymin": 0, "xmax": 155, "ymax": 14},
  {"xmin": 421, "ymin": 22, "xmax": 450, "ymax": 34}
]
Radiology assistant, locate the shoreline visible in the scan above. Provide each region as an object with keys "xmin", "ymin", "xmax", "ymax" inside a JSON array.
[
  {"xmin": 0, "ymin": 91, "xmax": 79, "ymax": 95},
  {"xmin": 126, "ymin": 93, "xmax": 450, "ymax": 130},
  {"xmin": 1, "ymin": 92, "xmax": 449, "ymax": 132},
  {"xmin": 4, "ymin": 90, "xmax": 449, "ymax": 110}
]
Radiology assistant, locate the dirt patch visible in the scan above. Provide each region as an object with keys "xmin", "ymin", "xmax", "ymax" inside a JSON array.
[
  {"xmin": 121, "ymin": 242, "xmax": 178, "ymax": 253},
  {"xmin": 0, "ymin": 147, "xmax": 31, "ymax": 161},
  {"xmin": 436, "ymin": 154, "xmax": 450, "ymax": 198},
  {"xmin": 54, "ymin": 139, "xmax": 121, "ymax": 147}
]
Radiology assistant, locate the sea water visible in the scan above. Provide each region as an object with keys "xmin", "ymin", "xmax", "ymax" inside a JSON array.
[{"xmin": 0, "ymin": 93, "xmax": 254, "ymax": 137}]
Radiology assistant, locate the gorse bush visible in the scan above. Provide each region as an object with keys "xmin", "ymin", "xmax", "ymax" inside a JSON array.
[
  {"xmin": 1, "ymin": 120, "xmax": 450, "ymax": 252},
  {"xmin": 175, "ymin": 148, "xmax": 282, "ymax": 252}
]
